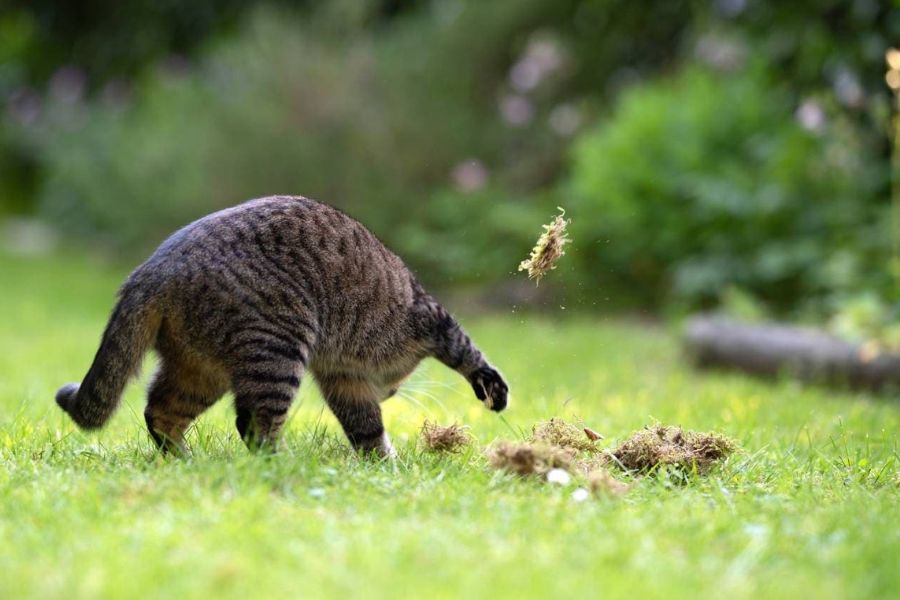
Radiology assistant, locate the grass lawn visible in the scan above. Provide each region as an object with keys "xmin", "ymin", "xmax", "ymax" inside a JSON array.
[{"xmin": 0, "ymin": 251, "xmax": 897, "ymax": 599}]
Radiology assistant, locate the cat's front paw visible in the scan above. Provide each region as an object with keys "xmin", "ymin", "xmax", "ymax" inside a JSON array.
[{"xmin": 470, "ymin": 366, "xmax": 509, "ymax": 412}]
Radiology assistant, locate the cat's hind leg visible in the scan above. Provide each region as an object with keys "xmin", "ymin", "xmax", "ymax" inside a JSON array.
[
  {"xmin": 144, "ymin": 356, "xmax": 228, "ymax": 455},
  {"xmin": 317, "ymin": 375, "xmax": 395, "ymax": 458},
  {"xmin": 231, "ymin": 358, "xmax": 304, "ymax": 451},
  {"xmin": 224, "ymin": 321, "xmax": 314, "ymax": 451}
]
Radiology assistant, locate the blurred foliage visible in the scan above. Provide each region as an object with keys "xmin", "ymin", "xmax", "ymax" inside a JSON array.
[
  {"xmin": 0, "ymin": 0, "xmax": 432, "ymax": 86},
  {"xmin": 568, "ymin": 66, "xmax": 890, "ymax": 312},
  {"xmin": 0, "ymin": 0, "xmax": 424, "ymax": 210},
  {"xmin": 0, "ymin": 0, "xmax": 250, "ymax": 86},
  {"xmin": 1, "ymin": 0, "xmax": 899, "ymax": 317},
  {"xmin": 22, "ymin": 6, "xmax": 543, "ymax": 285},
  {"xmin": 719, "ymin": 286, "xmax": 770, "ymax": 324},
  {"xmin": 10, "ymin": 0, "xmax": 697, "ymax": 288},
  {"xmin": 829, "ymin": 293, "xmax": 900, "ymax": 351}
]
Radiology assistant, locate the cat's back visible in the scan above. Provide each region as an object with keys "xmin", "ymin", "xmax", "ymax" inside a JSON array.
[
  {"xmin": 140, "ymin": 195, "xmax": 405, "ymax": 281},
  {"xmin": 147, "ymin": 195, "xmax": 353, "ymax": 260},
  {"xmin": 130, "ymin": 196, "xmax": 417, "ymax": 353}
]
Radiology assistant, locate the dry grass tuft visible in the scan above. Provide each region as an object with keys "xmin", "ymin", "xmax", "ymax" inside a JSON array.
[
  {"xmin": 419, "ymin": 421, "xmax": 474, "ymax": 453},
  {"xmin": 518, "ymin": 207, "xmax": 571, "ymax": 283},
  {"xmin": 588, "ymin": 469, "xmax": 630, "ymax": 497},
  {"xmin": 530, "ymin": 418, "xmax": 602, "ymax": 453},
  {"xmin": 487, "ymin": 441, "xmax": 576, "ymax": 476},
  {"xmin": 612, "ymin": 425, "xmax": 737, "ymax": 473}
]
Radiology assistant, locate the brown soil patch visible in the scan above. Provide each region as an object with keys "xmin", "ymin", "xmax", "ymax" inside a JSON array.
[
  {"xmin": 588, "ymin": 469, "xmax": 631, "ymax": 497},
  {"xmin": 487, "ymin": 441, "xmax": 576, "ymax": 476}
]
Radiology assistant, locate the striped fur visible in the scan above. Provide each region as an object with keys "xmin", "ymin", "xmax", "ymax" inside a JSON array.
[{"xmin": 55, "ymin": 196, "xmax": 508, "ymax": 456}]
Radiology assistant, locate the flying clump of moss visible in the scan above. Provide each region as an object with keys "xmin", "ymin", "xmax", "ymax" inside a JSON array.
[{"xmin": 518, "ymin": 207, "xmax": 570, "ymax": 284}]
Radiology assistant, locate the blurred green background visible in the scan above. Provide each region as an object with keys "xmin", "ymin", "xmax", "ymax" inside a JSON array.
[{"xmin": 2, "ymin": 0, "xmax": 898, "ymax": 337}]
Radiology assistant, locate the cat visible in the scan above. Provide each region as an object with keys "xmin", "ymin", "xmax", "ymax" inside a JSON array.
[{"xmin": 55, "ymin": 196, "xmax": 508, "ymax": 457}]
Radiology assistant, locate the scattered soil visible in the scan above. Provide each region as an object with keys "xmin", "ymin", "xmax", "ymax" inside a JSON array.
[
  {"xmin": 588, "ymin": 469, "xmax": 630, "ymax": 497},
  {"xmin": 489, "ymin": 418, "xmax": 734, "ymax": 486},
  {"xmin": 611, "ymin": 425, "xmax": 737, "ymax": 473},
  {"xmin": 487, "ymin": 441, "xmax": 576, "ymax": 476},
  {"xmin": 419, "ymin": 421, "xmax": 474, "ymax": 453},
  {"xmin": 530, "ymin": 418, "xmax": 602, "ymax": 454}
]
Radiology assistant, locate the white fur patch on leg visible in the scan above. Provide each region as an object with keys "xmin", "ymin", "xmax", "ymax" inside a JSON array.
[{"xmin": 379, "ymin": 433, "xmax": 397, "ymax": 459}]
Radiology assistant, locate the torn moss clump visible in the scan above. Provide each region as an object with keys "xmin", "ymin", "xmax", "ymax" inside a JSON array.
[
  {"xmin": 419, "ymin": 421, "xmax": 474, "ymax": 453},
  {"xmin": 612, "ymin": 425, "xmax": 737, "ymax": 473},
  {"xmin": 530, "ymin": 418, "xmax": 602, "ymax": 454},
  {"xmin": 518, "ymin": 207, "xmax": 571, "ymax": 284},
  {"xmin": 487, "ymin": 441, "xmax": 575, "ymax": 476}
]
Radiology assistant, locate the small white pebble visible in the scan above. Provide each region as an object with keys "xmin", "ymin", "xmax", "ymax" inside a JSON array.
[
  {"xmin": 546, "ymin": 468, "xmax": 572, "ymax": 486},
  {"xmin": 571, "ymin": 488, "xmax": 590, "ymax": 502}
]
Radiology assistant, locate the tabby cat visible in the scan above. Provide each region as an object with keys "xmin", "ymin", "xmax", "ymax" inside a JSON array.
[{"xmin": 55, "ymin": 196, "xmax": 508, "ymax": 456}]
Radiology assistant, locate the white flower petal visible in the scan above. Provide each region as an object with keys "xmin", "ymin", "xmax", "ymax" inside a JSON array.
[{"xmin": 546, "ymin": 468, "xmax": 572, "ymax": 486}]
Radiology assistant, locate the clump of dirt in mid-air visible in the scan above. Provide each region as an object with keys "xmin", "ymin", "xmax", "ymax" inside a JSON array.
[
  {"xmin": 530, "ymin": 418, "xmax": 603, "ymax": 453},
  {"xmin": 487, "ymin": 441, "xmax": 576, "ymax": 476},
  {"xmin": 611, "ymin": 425, "xmax": 737, "ymax": 473},
  {"xmin": 419, "ymin": 421, "xmax": 474, "ymax": 453}
]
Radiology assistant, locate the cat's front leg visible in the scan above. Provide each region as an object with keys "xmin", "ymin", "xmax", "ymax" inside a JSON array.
[
  {"xmin": 468, "ymin": 364, "xmax": 509, "ymax": 411},
  {"xmin": 413, "ymin": 296, "xmax": 510, "ymax": 412}
]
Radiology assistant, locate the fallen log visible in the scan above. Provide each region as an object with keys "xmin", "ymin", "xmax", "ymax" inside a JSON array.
[{"xmin": 683, "ymin": 316, "xmax": 900, "ymax": 391}]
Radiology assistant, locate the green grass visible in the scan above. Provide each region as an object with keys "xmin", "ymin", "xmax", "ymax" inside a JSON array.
[{"xmin": 0, "ymin": 251, "xmax": 897, "ymax": 599}]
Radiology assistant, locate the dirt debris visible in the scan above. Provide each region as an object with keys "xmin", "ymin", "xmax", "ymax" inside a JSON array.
[
  {"xmin": 530, "ymin": 418, "xmax": 603, "ymax": 453},
  {"xmin": 611, "ymin": 424, "xmax": 737, "ymax": 473},
  {"xmin": 419, "ymin": 421, "xmax": 474, "ymax": 453},
  {"xmin": 588, "ymin": 469, "xmax": 630, "ymax": 497},
  {"xmin": 583, "ymin": 427, "xmax": 604, "ymax": 441},
  {"xmin": 487, "ymin": 418, "xmax": 734, "ymax": 486},
  {"xmin": 487, "ymin": 441, "xmax": 576, "ymax": 476}
]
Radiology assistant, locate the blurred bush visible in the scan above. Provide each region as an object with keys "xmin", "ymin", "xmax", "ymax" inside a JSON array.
[
  {"xmin": 829, "ymin": 293, "xmax": 900, "ymax": 350},
  {"xmin": 17, "ymin": 1, "xmax": 696, "ymax": 288},
  {"xmin": 25, "ymin": 6, "xmax": 544, "ymax": 287},
  {"xmin": 2, "ymin": 0, "xmax": 899, "ymax": 318},
  {"xmin": 568, "ymin": 66, "xmax": 890, "ymax": 313},
  {"xmin": 0, "ymin": 0, "xmax": 431, "ymax": 217}
]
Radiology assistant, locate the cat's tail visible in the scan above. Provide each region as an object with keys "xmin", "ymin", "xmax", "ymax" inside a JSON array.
[{"xmin": 56, "ymin": 284, "xmax": 162, "ymax": 430}]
